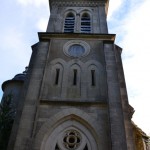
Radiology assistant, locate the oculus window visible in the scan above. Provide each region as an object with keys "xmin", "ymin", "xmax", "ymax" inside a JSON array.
[
  {"xmin": 68, "ymin": 44, "xmax": 85, "ymax": 57},
  {"xmin": 63, "ymin": 40, "xmax": 90, "ymax": 58}
]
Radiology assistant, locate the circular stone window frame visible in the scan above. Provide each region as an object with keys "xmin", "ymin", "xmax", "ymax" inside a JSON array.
[
  {"xmin": 63, "ymin": 40, "xmax": 90, "ymax": 58},
  {"xmin": 57, "ymin": 128, "xmax": 87, "ymax": 150}
]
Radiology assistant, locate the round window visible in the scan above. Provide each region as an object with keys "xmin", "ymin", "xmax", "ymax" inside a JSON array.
[
  {"xmin": 63, "ymin": 130, "xmax": 81, "ymax": 149},
  {"xmin": 63, "ymin": 40, "xmax": 90, "ymax": 58},
  {"xmin": 68, "ymin": 44, "xmax": 85, "ymax": 57}
]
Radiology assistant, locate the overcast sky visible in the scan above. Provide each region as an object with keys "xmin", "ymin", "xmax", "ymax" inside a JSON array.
[{"xmin": 0, "ymin": 0, "xmax": 150, "ymax": 135}]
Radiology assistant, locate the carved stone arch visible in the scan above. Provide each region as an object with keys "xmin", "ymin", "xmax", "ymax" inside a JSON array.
[
  {"xmin": 79, "ymin": 8, "xmax": 93, "ymax": 15},
  {"xmin": 50, "ymin": 63, "xmax": 64, "ymax": 86},
  {"xmin": 33, "ymin": 108, "xmax": 101, "ymax": 150},
  {"xmin": 68, "ymin": 60, "xmax": 84, "ymax": 86},
  {"xmin": 69, "ymin": 63, "xmax": 82, "ymax": 79},
  {"xmin": 85, "ymin": 60, "xmax": 105, "ymax": 83},
  {"xmin": 68, "ymin": 59, "xmax": 84, "ymax": 68},
  {"xmin": 85, "ymin": 60, "xmax": 106, "ymax": 100},
  {"xmin": 80, "ymin": 10, "xmax": 92, "ymax": 18},
  {"xmin": 63, "ymin": 9, "xmax": 77, "ymax": 17},
  {"xmin": 79, "ymin": 9, "xmax": 93, "ymax": 23},
  {"xmin": 67, "ymin": 63, "xmax": 82, "ymax": 98},
  {"xmin": 48, "ymin": 59, "xmax": 67, "ymax": 87},
  {"xmin": 48, "ymin": 59, "xmax": 66, "ymax": 86},
  {"xmin": 48, "ymin": 58, "xmax": 67, "ymax": 66},
  {"xmin": 85, "ymin": 60, "xmax": 104, "ymax": 70}
]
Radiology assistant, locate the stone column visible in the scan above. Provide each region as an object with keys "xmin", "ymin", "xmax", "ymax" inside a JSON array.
[{"xmin": 76, "ymin": 13, "xmax": 80, "ymax": 33}]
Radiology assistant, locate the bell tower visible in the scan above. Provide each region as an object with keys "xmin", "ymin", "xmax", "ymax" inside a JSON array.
[
  {"xmin": 46, "ymin": 0, "xmax": 108, "ymax": 34},
  {"xmin": 6, "ymin": 0, "xmax": 136, "ymax": 150}
]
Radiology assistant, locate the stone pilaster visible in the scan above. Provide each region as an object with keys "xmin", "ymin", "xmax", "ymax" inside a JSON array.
[
  {"xmin": 115, "ymin": 45, "xmax": 136, "ymax": 150},
  {"xmin": 104, "ymin": 43, "xmax": 127, "ymax": 150},
  {"xmin": 13, "ymin": 42, "xmax": 50, "ymax": 150}
]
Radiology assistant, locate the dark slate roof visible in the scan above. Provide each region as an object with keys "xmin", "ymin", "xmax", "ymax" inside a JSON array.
[
  {"xmin": 13, "ymin": 73, "xmax": 26, "ymax": 81},
  {"xmin": 1, "ymin": 73, "xmax": 26, "ymax": 91}
]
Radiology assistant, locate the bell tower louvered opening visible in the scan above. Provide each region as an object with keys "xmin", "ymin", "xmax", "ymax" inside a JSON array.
[
  {"xmin": 81, "ymin": 13, "xmax": 91, "ymax": 33},
  {"xmin": 64, "ymin": 13, "xmax": 75, "ymax": 33}
]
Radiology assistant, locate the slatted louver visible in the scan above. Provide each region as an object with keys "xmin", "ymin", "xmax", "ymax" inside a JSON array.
[
  {"xmin": 81, "ymin": 13, "xmax": 91, "ymax": 33},
  {"xmin": 64, "ymin": 13, "xmax": 75, "ymax": 33}
]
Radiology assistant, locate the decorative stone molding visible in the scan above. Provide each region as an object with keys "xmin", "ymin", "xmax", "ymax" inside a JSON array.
[
  {"xmin": 63, "ymin": 7, "xmax": 93, "ymax": 15},
  {"xmin": 59, "ymin": 129, "xmax": 82, "ymax": 149},
  {"xmin": 50, "ymin": 1, "xmax": 105, "ymax": 7},
  {"xmin": 41, "ymin": 58, "xmax": 106, "ymax": 101}
]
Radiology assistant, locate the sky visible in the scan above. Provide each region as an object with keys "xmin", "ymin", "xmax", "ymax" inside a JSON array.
[{"xmin": 0, "ymin": 0, "xmax": 150, "ymax": 135}]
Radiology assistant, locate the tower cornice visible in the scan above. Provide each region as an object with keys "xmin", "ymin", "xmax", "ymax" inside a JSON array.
[
  {"xmin": 49, "ymin": 0, "xmax": 109, "ymax": 15},
  {"xmin": 38, "ymin": 32, "xmax": 115, "ymax": 42}
]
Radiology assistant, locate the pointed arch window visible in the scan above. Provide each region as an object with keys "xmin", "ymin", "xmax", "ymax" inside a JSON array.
[
  {"xmin": 81, "ymin": 13, "xmax": 91, "ymax": 33},
  {"xmin": 64, "ymin": 13, "xmax": 75, "ymax": 33}
]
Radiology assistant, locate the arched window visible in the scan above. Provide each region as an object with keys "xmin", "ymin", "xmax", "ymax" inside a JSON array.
[
  {"xmin": 64, "ymin": 13, "xmax": 75, "ymax": 33},
  {"xmin": 81, "ymin": 13, "xmax": 91, "ymax": 33}
]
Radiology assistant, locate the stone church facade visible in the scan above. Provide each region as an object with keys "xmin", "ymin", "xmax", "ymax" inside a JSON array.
[{"xmin": 1, "ymin": 0, "xmax": 150, "ymax": 150}]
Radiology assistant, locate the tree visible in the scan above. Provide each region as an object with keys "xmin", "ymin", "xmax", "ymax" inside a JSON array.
[{"xmin": 0, "ymin": 94, "xmax": 15, "ymax": 150}]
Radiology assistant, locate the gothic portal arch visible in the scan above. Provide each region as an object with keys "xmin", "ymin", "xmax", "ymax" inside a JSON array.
[
  {"xmin": 43, "ymin": 120, "xmax": 96, "ymax": 150},
  {"xmin": 34, "ymin": 108, "xmax": 100, "ymax": 150}
]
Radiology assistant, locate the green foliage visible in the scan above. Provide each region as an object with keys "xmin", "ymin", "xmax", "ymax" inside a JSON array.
[{"xmin": 0, "ymin": 94, "xmax": 15, "ymax": 150}]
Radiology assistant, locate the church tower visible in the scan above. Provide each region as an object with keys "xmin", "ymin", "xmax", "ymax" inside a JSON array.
[{"xmin": 3, "ymin": 0, "xmax": 138, "ymax": 150}]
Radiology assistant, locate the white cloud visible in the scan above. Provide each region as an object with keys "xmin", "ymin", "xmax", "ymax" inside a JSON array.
[
  {"xmin": 17, "ymin": 0, "xmax": 48, "ymax": 7},
  {"xmin": 107, "ymin": 0, "xmax": 123, "ymax": 19},
  {"xmin": 0, "ymin": 0, "xmax": 49, "ymax": 98},
  {"xmin": 17, "ymin": 0, "xmax": 50, "ymax": 32},
  {"xmin": 37, "ymin": 18, "xmax": 48, "ymax": 31},
  {"xmin": 118, "ymin": 0, "xmax": 150, "ymax": 134},
  {"xmin": 0, "ymin": 28, "xmax": 31, "ymax": 99}
]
